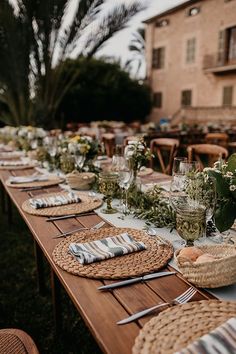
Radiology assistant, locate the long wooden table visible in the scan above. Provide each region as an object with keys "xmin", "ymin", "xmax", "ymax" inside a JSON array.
[{"xmin": 0, "ymin": 168, "xmax": 215, "ymax": 354}]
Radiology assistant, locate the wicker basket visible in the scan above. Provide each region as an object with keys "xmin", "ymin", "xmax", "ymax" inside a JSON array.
[
  {"xmin": 175, "ymin": 244, "xmax": 236, "ymax": 288},
  {"xmin": 66, "ymin": 171, "xmax": 95, "ymax": 190}
]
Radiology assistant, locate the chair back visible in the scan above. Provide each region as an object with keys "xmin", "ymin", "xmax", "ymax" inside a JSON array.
[
  {"xmin": 150, "ymin": 138, "xmax": 180, "ymax": 175},
  {"xmin": 187, "ymin": 143, "xmax": 228, "ymax": 170},
  {"xmin": 101, "ymin": 133, "xmax": 115, "ymax": 157},
  {"xmin": 0, "ymin": 328, "xmax": 39, "ymax": 354},
  {"xmin": 205, "ymin": 133, "xmax": 229, "ymax": 147},
  {"xmin": 123, "ymin": 136, "xmax": 140, "ymax": 146}
]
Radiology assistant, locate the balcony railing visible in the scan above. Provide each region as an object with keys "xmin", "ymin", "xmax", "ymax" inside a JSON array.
[{"xmin": 203, "ymin": 54, "xmax": 236, "ymax": 73}]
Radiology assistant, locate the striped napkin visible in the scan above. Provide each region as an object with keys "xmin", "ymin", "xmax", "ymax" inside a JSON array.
[
  {"xmin": 9, "ymin": 175, "xmax": 48, "ymax": 184},
  {"xmin": 29, "ymin": 192, "xmax": 81, "ymax": 209},
  {"xmin": 69, "ymin": 232, "xmax": 146, "ymax": 265},
  {"xmin": 175, "ymin": 317, "xmax": 236, "ymax": 354}
]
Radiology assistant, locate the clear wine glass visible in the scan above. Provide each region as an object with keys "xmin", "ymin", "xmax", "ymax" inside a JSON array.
[
  {"xmin": 117, "ymin": 166, "xmax": 133, "ymax": 215},
  {"xmin": 74, "ymin": 154, "xmax": 85, "ymax": 171},
  {"xmin": 172, "ymin": 157, "xmax": 187, "ymax": 176}
]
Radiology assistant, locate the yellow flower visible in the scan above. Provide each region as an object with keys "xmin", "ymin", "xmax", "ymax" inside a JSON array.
[{"xmin": 70, "ymin": 135, "xmax": 80, "ymax": 143}]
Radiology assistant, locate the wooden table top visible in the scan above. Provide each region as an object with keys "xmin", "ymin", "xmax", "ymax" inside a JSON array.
[{"xmin": 0, "ymin": 168, "xmax": 215, "ymax": 354}]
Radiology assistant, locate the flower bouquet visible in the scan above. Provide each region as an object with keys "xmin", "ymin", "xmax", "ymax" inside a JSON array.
[{"xmin": 124, "ymin": 138, "xmax": 152, "ymax": 178}]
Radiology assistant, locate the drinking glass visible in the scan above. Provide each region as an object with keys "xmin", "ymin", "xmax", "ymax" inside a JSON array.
[
  {"xmin": 170, "ymin": 173, "xmax": 215, "ymax": 246},
  {"xmin": 99, "ymin": 172, "xmax": 119, "ymax": 214},
  {"xmin": 117, "ymin": 166, "xmax": 133, "ymax": 215},
  {"xmin": 74, "ymin": 154, "xmax": 86, "ymax": 171},
  {"xmin": 172, "ymin": 157, "xmax": 187, "ymax": 176}
]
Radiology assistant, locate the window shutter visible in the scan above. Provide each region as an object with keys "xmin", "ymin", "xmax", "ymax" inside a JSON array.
[
  {"xmin": 217, "ymin": 30, "xmax": 226, "ymax": 65},
  {"xmin": 223, "ymin": 86, "xmax": 233, "ymax": 106}
]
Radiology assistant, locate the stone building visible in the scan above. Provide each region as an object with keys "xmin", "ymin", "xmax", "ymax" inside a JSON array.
[{"xmin": 144, "ymin": 0, "xmax": 236, "ymax": 126}]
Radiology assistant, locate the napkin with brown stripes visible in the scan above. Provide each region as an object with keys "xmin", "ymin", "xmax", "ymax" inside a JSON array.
[{"xmin": 69, "ymin": 233, "xmax": 146, "ymax": 265}]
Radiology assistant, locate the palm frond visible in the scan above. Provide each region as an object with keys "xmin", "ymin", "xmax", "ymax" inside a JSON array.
[{"xmin": 85, "ymin": 2, "xmax": 145, "ymax": 57}]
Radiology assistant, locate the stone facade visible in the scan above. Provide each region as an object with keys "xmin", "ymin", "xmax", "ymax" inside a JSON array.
[{"xmin": 144, "ymin": 0, "xmax": 236, "ymax": 125}]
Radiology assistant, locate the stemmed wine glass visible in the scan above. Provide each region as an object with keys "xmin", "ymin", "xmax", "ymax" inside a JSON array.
[
  {"xmin": 117, "ymin": 164, "xmax": 134, "ymax": 215},
  {"xmin": 74, "ymin": 154, "xmax": 86, "ymax": 171}
]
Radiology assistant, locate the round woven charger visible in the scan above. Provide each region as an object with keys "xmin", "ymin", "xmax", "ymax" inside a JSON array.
[
  {"xmin": 6, "ymin": 176, "xmax": 64, "ymax": 189},
  {"xmin": 52, "ymin": 227, "xmax": 173, "ymax": 279},
  {"xmin": 133, "ymin": 299, "xmax": 236, "ymax": 354},
  {"xmin": 22, "ymin": 191, "xmax": 103, "ymax": 216},
  {"xmin": 138, "ymin": 168, "xmax": 153, "ymax": 177}
]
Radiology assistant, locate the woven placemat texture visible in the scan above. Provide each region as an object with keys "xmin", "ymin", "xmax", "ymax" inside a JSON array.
[
  {"xmin": 0, "ymin": 330, "xmax": 27, "ymax": 354},
  {"xmin": 22, "ymin": 191, "xmax": 102, "ymax": 216},
  {"xmin": 133, "ymin": 300, "xmax": 236, "ymax": 354},
  {"xmin": 52, "ymin": 227, "xmax": 173, "ymax": 279},
  {"xmin": 6, "ymin": 176, "xmax": 64, "ymax": 189}
]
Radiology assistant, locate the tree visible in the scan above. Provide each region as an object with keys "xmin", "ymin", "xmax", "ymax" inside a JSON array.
[
  {"xmin": 126, "ymin": 27, "xmax": 145, "ymax": 78},
  {"xmin": 58, "ymin": 57, "xmax": 151, "ymax": 124},
  {"xmin": 0, "ymin": 0, "xmax": 144, "ymax": 127}
]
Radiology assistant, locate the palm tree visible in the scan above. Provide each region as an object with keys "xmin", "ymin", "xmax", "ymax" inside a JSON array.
[
  {"xmin": 126, "ymin": 27, "xmax": 145, "ymax": 78},
  {"xmin": 0, "ymin": 0, "xmax": 144, "ymax": 127}
]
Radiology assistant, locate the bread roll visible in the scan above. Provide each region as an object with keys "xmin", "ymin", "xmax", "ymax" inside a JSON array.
[
  {"xmin": 195, "ymin": 254, "xmax": 216, "ymax": 264},
  {"xmin": 178, "ymin": 247, "xmax": 204, "ymax": 262}
]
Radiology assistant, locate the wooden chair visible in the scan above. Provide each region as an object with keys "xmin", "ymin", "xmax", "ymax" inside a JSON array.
[
  {"xmin": 187, "ymin": 144, "xmax": 228, "ymax": 170},
  {"xmin": 0, "ymin": 328, "xmax": 39, "ymax": 354},
  {"xmin": 123, "ymin": 135, "xmax": 140, "ymax": 146},
  {"xmin": 150, "ymin": 138, "xmax": 180, "ymax": 175},
  {"xmin": 205, "ymin": 133, "xmax": 229, "ymax": 148},
  {"xmin": 101, "ymin": 133, "xmax": 115, "ymax": 157}
]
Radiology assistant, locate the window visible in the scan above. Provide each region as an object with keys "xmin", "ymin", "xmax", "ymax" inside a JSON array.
[
  {"xmin": 181, "ymin": 90, "xmax": 192, "ymax": 106},
  {"xmin": 153, "ymin": 92, "xmax": 162, "ymax": 108},
  {"xmin": 218, "ymin": 27, "xmax": 236, "ymax": 65},
  {"xmin": 156, "ymin": 19, "xmax": 169, "ymax": 27},
  {"xmin": 188, "ymin": 7, "xmax": 200, "ymax": 16},
  {"xmin": 152, "ymin": 47, "xmax": 165, "ymax": 69},
  {"xmin": 223, "ymin": 86, "xmax": 233, "ymax": 106},
  {"xmin": 186, "ymin": 38, "xmax": 196, "ymax": 64}
]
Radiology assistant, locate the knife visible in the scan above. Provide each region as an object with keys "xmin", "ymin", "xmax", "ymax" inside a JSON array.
[
  {"xmin": 46, "ymin": 211, "xmax": 95, "ymax": 221},
  {"xmin": 98, "ymin": 271, "xmax": 176, "ymax": 291}
]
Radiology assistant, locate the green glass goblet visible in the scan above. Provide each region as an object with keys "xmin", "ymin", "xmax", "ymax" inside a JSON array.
[
  {"xmin": 176, "ymin": 206, "xmax": 206, "ymax": 246},
  {"xmin": 99, "ymin": 172, "xmax": 119, "ymax": 214}
]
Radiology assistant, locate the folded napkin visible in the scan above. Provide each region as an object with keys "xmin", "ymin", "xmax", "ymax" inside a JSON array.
[
  {"xmin": 0, "ymin": 160, "xmax": 28, "ymax": 166},
  {"xmin": 29, "ymin": 192, "xmax": 81, "ymax": 209},
  {"xmin": 175, "ymin": 317, "xmax": 236, "ymax": 354},
  {"xmin": 69, "ymin": 232, "xmax": 146, "ymax": 265},
  {"xmin": 9, "ymin": 175, "xmax": 48, "ymax": 184}
]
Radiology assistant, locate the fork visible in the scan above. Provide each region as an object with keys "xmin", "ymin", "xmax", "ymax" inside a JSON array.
[
  {"xmin": 117, "ymin": 287, "xmax": 196, "ymax": 325},
  {"xmin": 52, "ymin": 221, "xmax": 106, "ymax": 239}
]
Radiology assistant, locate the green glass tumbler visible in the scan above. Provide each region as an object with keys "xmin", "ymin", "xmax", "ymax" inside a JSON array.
[{"xmin": 99, "ymin": 172, "xmax": 119, "ymax": 214}]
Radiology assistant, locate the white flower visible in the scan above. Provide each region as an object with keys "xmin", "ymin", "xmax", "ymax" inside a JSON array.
[
  {"xmin": 230, "ymin": 185, "xmax": 236, "ymax": 191},
  {"xmin": 226, "ymin": 171, "xmax": 233, "ymax": 177}
]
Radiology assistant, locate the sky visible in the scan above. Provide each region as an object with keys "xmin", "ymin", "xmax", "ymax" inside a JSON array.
[{"xmin": 97, "ymin": 0, "xmax": 187, "ymax": 68}]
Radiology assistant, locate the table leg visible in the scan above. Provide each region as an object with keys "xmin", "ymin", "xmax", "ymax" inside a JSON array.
[
  {"xmin": 50, "ymin": 268, "xmax": 62, "ymax": 335},
  {"xmin": 33, "ymin": 240, "xmax": 46, "ymax": 295},
  {"xmin": 7, "ymin": 194, "xmax": 12, "ymax": 225},
  {"xmin": 1, "ymin": 182, "xmax": 6, "ymax": 213}
]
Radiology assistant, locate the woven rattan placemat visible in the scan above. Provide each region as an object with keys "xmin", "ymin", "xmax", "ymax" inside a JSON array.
[
  {"xmin": 22, "ymin": 191, "xmax": 102, "ymax": 216},
  {"xmin": 133, "ymin": 300, "xmax": 236, "ymax": 354},
  {"xmin": 6, "ymin": 176, "xmax": 64, "ymax": 189},
  {"xmin": 52, "ymin": 227, "xmax": 173, "ymax": 279}
]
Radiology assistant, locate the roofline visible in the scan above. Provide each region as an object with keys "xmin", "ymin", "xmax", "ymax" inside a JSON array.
[{"xmin": 143, "ymin": 0, "xmax": 203, "ymax": 24}]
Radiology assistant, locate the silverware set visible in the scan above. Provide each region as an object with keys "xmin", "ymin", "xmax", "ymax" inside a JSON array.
[
  {"xmin": 46, "ymin": 212, "xmax": 95, "ymax": 222},
  {"xmin": 52, "ymin": 221, "xmax": 106, "ymax": 239},
  {"xmin": 117, "ymin": 287, "xmax": 197, "ymax": 325}
]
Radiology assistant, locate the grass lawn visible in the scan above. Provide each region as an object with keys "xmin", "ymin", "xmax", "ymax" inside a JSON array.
[{"xmin": 0, "ymin": 201, "xmax": 102, "ymax": 354}]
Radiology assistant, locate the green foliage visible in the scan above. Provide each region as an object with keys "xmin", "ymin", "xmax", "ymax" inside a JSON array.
[
  {"xmin": 206, "ymin": 154, "xmax": 236, "ymax": 232},
  {"xmin": 58, "ymin": 58, "xmax": 151, "ymax": 124},
  {"xmin": 0, "ymin": 0, "xmax": 144, "ymax": 127},
  {"xmin": 128, "ymin": 185, "xmax": 176, "ymax": 228}
]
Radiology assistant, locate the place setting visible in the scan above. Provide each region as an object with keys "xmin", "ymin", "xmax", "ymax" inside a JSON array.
[
  {"xmin": 6, "ymin": 173, "xmax": 65, "ymax": 189},
  {"xmin": 0, "ymin": 157, "xmax": 38, "ymax": 170},
  {"xmin": 22, "ymin": 190, "xmax": 103, "ymax": 217}
]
